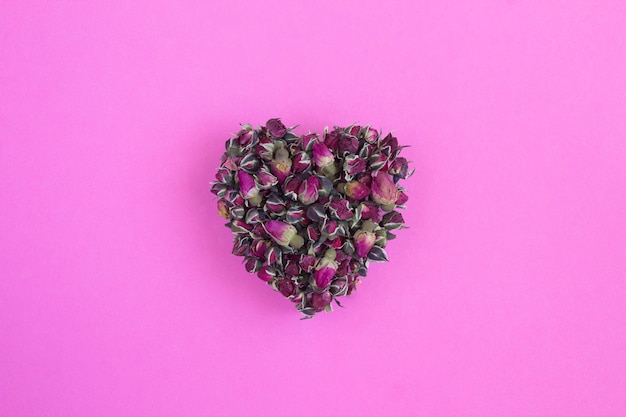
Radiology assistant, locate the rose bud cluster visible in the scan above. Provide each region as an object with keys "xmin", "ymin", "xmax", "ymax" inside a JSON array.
[{"xmin": 212, "ymin": 119, "xmax": 413, "ymax": 318}]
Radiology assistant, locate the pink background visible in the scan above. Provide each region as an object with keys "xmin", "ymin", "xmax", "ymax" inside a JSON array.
[{"xmin": 1, "ymin": 1, "xmax": 625, "ymax": 416}]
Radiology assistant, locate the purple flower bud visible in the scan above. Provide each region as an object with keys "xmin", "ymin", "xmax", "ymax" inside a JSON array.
[
  {"xmin": 257, "ymin": 266, "xmax": 275, "ymax": 282},
  {"xmin": 284, "ymin": 260, "xmax": 300, "ymax": 277},
  {"xmin": 396, "ymin": 190, "xmax": 409, "ymax": 206},
  {"xmin": 217, "ymin": 200, "xmax": 230, "ymax": 219},
  {"xmin": 368, "ymin": 151, "xmax": 388, "ymax": 171},
  {"xmin": 282, "ymin": 176, "xmax": 303, "ymax": 201},
  {"xmin": 265, "ymin": 193, "xmax": 286, "ymax": 214},
  {"xmin": 266, "ymin": 118, "xmax": 287, "ymax": 138},
  {"xmin": 264, "ymin": 220, "xmax": 294, "ymax": 247},
  {"xmin": 311, "ymin": 291, "xmax": 332, "ymax": 312},
  {"xmin": 354, "ymin": 230, "xmax": 376, "ymax": 258},
  {"xmin": 388, "ymin": 157, "xmax": 409, "ymax": 178},
  {"xmin": 307, "ymin": 224, "xmax": 321, "ymax": 242},
  {"xmin": 255, "ymin": 135, "xmax": 275, "ymax": 161},
  {"xmin": 250, "ymin": 239, "xmax": 270, "ymax": 259},
  {"xmin": 237, "ymin": 170, "xmax": 259, "ymax": 200},
  {"xmin": 344, "ymin": 181, "xmax": 370, "ymax": 200},
  {"xmin": 312, "ymin": 142, "xmax": 334, "ymax": 168},
  {"xmin": 324, "ymin": 129, "xmax": 341, "ymax": 151},
  {"xmin": 245, "ymin": 258, "xmax": 263, "ymax": 273},
  {"xmin": 239, "ymin": 153, "xmax": 261, "ymax": 173},
  {"xmin": 301, "ymin": 133, "xmax": 319, "ymax": 151},
  {"xmin": 232, "ymin": 239, "xmax": 250, "ymax": 256},
  {"xmin": 255, "ymin": 169, "xmax": 278, "ymax": 190},
  {"xmin": 222, "ymin": 156, "xmax": 238, "ymax": 171},
  {"xmin": 343, "ymin": 155, "xmax": 367, "ymax": 176},
  {"xmin": 297, "ymin": 176, "xmax": 320, "ymax": 205},
  {"xmin": 215, "ymin": 167, "xmax": 232, "ymax": 184},
  {"xmin": 270, "ymin": 148, "xmax": 292, "ymax": 184},
  {"xmin": 328, "ymin": 199, "xmax": 353, "ymax": 220},
  {"xmin": 286, "ymin": 206, "xmax": 306, "ymax": 224},
  {"xmin": 338, "ymin": 134, "xmax": 359, "ymax": 155},
  {"xmin": 371, "ymin": 172, "xmax": 399, "ymax": 206},
  {"xmin": 321, "ymin": 220, "xmax": 338, "ymax": 238},
  {"xmin": 315, "ymin": 258, "xmax": 338, "ymax": 288},
  {"xmin": 264, "ymin": 220, "xmax": 302, "ymax": 248},
  {"xmin": 292, "ymin": 151, "xmax": 312, "ymax": 173},
  {"xmin": 382, "ymin": 211, "xmax": 405, "ymax": 230},
  {"xmin": 300, "ymin": 255, "xmax": 316, "ymax": 272},
  {"xmin": 238, "ymin": 127, "xmax": 254, "ymax": 147},
  {"xmin": 364, "ymin": 127, "xmax": 379, "ymax": 143},
  {"xmin": 380, "ymin": 133, "xmax": 399, "ymax": 155},
  {"xmin": 348, "ymin": 125, "xmax": 361, "ymax": 136},
  {"xmin": 336, "ymin": 259, "xmax": 350, "ymax": 277},
  {"xmin": 359, "ymin": 201, "xmax": 380, "ymax": 222},
  {"xmin": 231, "ymin": 219, "xmax": 253, "ymax": 235},
  {"xmin": 265, "ymin": 246, "xmax": 282, "ymax": 265},
  {"xmin": 210, "ymin": 182, "xmax": 228, "ymax": 198},
  {"xmin": 278, "ymin": 279, "xmax": 295, "ymax": 297}
]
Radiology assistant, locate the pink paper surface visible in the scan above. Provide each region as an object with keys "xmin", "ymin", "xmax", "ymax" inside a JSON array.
[{"xmin": 1, "ymin": 1, "xmax": 625, "ymax": 416}]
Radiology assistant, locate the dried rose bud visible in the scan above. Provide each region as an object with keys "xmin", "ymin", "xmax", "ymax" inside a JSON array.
[
  {"xmin": 265, "ymin": 193, "xmax": 286, "ymax": 214},
  {"xmin": 286, "ymin": 206, "xmax": 306, "ymax": 224},
  {"xmin": 298, "ymin": 175, "xmax": 320, "ymax": 205},
  {"xmin": 239, "ymin": 153, "xmax": 261, "ymax": 173},
  {"xmin": 265, "ymin": 246, "xmax": 282, "ymax": 265},
  {"xmin": 345, "ymin": 181, "xmax": 370, "ymax": 200},
  {"xmin": 338, "ymin": 134, "xmax": 359, "ymax": 154},
  {"xmin": 371, "ymin": 172, "xmax": 399, "ymax": 207},
  {"xmin": 388, "ymin": 157, "xmax": 409, "ymax": 178},
  {"xmin": 257, "ymin": 265, "xmax": 275, "ymax": 282},
  {"xmin": 312, "ymin": 291, "xmax": 333, "ymax": 312},
  {"xmin": 292, "ymin": 151, "xmax": 312, "ymax": 173},
  {"xmin": 245, "ymin": 258, "xmax": 263, "ymax": 273},
  {"xmin": 264, "ymin": 220, "xmax": 304, "ymax": 249},
  {"xmin": 255, "ymin": 135, "xmax": 275, "ymax": 161},
  {"xmin": 250, "ymin": 239, "xmax": 270, "ymax": 259},
  {"xmin": 278, "ymin": 279, "xmax": 295, "ymax": 297},
  {"xmin": 328, "ymin": 199, "xmax": 352, "ymax": 220},
  {"xmin": 396, "ymin": 190, "xmax": 409, "ymax": 206},
  {"xmin": 270, "ymin": 147, "xmax": 292, "ymax": 184},
  {"xmin": 282, "ymin": 176, "xmax": 303, "ymax": 201},
  {"xmin": 266, "ymin": 118, "xmax": 287, "ymax": 138},
  {"xmin": 284, "ymin": 260, "xmax": 300, "ymax": 277},
  {"xmin": 217, "ymin": 200, "xmax": 230, "ymax": 219},
  {"xmin": 343, "ymin": 155, "xmax": 367, "ymax": 176},
  {"xmin": 301, "ymin": 133, "xmax": 319, "ymax": 151},
  {"xmin": 255, "ymin": 169, "xmax": 278, "ymax": 190},
  {"xmin": 238, "ymin": 125, "xmax": 255, "ymax": 147},
  {"xmin": 237, "ymin": 170, "xmax": 259, "ymax": 200},
  {"xmin": 300, "ymin": 255, "xmax": 316, "ymax": 273},
  {"xmin": 314, "ymin": 249, "xmax": 338, "ymax": 288},
  {"xmin": 324, "ymin": 129, "xmax": 341, "ymax": 151},
  {"xmin": 364, "ymin": 127, "xmax": 379, "ymax": 143},
  {"xmin": 381, "ymin": 211, "xmax": 405, "ymax": 230},
  {"xmin": 354, "ymin": 229, "xmax": 376, "ymax": 258},
  {"xmin": 368, "ymin": 151, "xmax": 388, "ymax": 171},
  {"xmin": 312, "ymin": 142, "xmax": 334, "ymax": 168},
  {"xmin": 359, "ymin": 201, "xmax": 380, "ymax": 222}
]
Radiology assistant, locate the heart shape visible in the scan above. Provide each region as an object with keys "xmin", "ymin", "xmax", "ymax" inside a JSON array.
[{"xmin": 212, "ymin": 119, "xmax": 413, "ymax": 318}]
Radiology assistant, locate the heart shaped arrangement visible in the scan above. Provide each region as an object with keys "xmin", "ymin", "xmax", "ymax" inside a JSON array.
[{"xmin": 211, "ymin": 119, "xmax": 413, "ymax": 318}]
